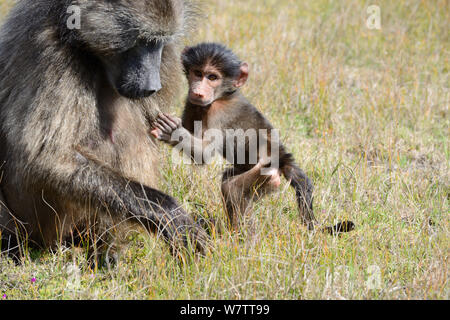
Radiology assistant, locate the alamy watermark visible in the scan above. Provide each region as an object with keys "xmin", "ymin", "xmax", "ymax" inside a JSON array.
[
  {"xmin": 366, "ymin": 265, "xmax": 382, "ymax": 290},
  {"xmin": 65, "ymin": 263, "xmax": 81, "ymax": 291},
  {"xmin": 67, "ymin": 5, "xmax": 81, "ymax": 30},
  {"xmin": 366, "ymin": 5, "xmax": 381, "ymax": 30},
  {"xmin": 169, "ymin": 121, "xmax": 280, "ymax": 175},
  {"xmin": 323, "ymin": 264, "xmax": 382, "ymax": 297}
]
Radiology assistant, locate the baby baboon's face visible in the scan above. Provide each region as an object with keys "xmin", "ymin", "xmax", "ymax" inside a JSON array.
[{"xmin": 69, "ymin": 0, "xmax": 186, "ymax": 99}]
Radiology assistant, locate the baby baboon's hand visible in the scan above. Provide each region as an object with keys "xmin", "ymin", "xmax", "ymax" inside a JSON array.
[{"xmin": 150, "ymin": 113, "xmax": 182, "ymax": 143}]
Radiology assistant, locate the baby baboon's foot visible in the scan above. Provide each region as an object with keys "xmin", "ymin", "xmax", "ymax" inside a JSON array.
[{"xmin": 263, "ymin": 167, "xmax": 281, "ymax": 190}]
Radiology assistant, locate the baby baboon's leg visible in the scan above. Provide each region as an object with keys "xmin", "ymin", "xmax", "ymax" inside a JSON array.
[{"xmin": 221, "ymin": 163, "xmax": 281, "ymax": 231}]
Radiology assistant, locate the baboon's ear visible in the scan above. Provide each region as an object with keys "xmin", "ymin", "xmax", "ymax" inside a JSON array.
[
  {"xmin": 181, "ymin": 46, "xmax": 190, "ymax": 55},
  {"xmin": 234, "ymin": 62, "xmax": 249, "ymax": 88},
  {"xmin": 180, "ymin": 46, "xmax": 190, "ymax": 65}
]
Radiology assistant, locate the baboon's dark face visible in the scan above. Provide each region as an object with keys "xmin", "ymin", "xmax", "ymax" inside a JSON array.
[
  {"xmin": 69, "ymin": 0, "xmax": 186, "ymax": 99},
  {"xmin": 102, "ymin": 41, "xmax": 164, "ymax": 99}
]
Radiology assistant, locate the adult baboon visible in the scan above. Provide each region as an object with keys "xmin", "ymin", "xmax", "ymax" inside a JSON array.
[{"xmin": 0, "ymin": 0, "xmax": 207, "ymax": 261}]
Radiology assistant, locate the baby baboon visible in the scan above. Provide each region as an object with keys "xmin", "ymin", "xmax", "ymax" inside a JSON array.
[
  {"xmin": 152, "ymin": 43, "xmax": 355, "ymax": 234},
  {"xmin": 0, "ymin": 0, "xmax": 207, "ymax": 262}
]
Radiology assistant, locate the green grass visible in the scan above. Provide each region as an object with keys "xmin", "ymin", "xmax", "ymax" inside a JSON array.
[{"xmin": 0, "ymin": 0, "xmax": 448, "ymax": 299}]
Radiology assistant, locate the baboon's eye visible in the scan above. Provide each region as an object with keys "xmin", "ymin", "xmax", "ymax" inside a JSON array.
[
  {"xmin": 207, "ymin": 74, "xmax": 219, "ymax": 81},
  {"xmin": 194, "ymin": 70, "xmax": 203, "ymax": 78}
]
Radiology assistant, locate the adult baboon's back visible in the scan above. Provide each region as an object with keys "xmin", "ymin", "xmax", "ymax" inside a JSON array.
[{"xmin": 0, "ymin": 0, "xmax": 206, "ymax": 258}]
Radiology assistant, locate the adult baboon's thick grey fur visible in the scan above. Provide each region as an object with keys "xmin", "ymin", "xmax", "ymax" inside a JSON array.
[{"xmin": 0, "ymin": 0, "xmax": 206, "ymax": 260}]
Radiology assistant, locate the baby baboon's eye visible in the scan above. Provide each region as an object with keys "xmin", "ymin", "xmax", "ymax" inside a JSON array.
[
  {"xmin": 207, "ymin": 74, "xmax": 218, "ymax": 81},
  {"xmin": 194, "ymin": 70, "xmax": 203, "ymax": 78}
]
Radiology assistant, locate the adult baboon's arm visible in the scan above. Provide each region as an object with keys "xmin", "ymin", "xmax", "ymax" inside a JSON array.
[{"xmin": 49, "ymin": 149, "xmax": 206, "ymax": 253}]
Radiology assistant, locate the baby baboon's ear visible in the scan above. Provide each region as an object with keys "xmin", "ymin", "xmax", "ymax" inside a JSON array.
[
  {"xmin": 180, "ymin": 46, "xmax": 191, "ymax": 73},
  {"xmin": 181, "ymin": 46, "xmax": 190, "ymax": 62},
  {"xmin": 234, "ymin": 62, "xmax": 249, "ymax": 88},
  {"xmin": 181, "ymin": 46, "xmax": 190, "ymax": 55}
]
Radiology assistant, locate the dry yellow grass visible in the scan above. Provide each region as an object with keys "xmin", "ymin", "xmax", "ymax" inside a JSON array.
[{"xmin": 0, "ymin": 0, "xmax": 448, "ymax": 299}]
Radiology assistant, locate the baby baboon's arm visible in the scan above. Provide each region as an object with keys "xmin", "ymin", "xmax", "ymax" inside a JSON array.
[{"xmin": 151, "ymin": 113, "xmax": 210, "ymax": 164}]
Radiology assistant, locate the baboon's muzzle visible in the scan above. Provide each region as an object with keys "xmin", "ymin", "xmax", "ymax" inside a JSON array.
[{"xmin": 117, "ymin": 41, "xmax": 164, "ymax": 99}]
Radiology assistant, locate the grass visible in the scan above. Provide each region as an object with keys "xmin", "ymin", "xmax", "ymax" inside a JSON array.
[{"xmin": 0, "ymin": 0, "xmax": 448, "ymax": 299}]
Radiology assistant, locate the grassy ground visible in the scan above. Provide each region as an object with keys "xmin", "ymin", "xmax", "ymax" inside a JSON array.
[{"xmin": 0, "ymin": 0, "xmax": 448, "ymax": 299}]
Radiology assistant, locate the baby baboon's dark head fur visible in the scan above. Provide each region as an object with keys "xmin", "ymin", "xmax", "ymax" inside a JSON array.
[{"xmin": 182, "ymin": 42, "xmax": 243, "ymax": 79}]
